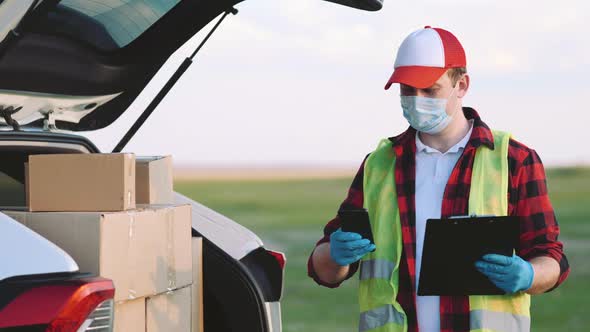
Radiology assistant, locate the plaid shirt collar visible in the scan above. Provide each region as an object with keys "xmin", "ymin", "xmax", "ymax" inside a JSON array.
[{"xmin": 389, "ymin": 107, "xmax": 495, "ymax": 155}]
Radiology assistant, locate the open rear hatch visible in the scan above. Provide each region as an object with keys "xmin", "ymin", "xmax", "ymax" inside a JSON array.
[
  {"xmin": 0, "ymin": 0, "xmax": 383, "ymax": 135},
  {"xmin": 0, "ymin": 0, "xmax": 245, "ymax": 132}
]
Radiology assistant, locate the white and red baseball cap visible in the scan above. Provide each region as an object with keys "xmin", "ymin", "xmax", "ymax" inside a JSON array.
[{"xmin": 384, "ymin": 26, "xmax": 466, "ymax": 90}]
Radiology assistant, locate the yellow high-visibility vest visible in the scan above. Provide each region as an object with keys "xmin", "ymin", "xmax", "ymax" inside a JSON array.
[{"xmin": 358, "ymin": 130, "xmax": 530, "ymax": 332}]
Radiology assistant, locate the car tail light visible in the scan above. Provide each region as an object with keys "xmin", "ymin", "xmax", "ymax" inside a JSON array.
[
  {"xmin": 267, "ymin": 250, "xmax": 286, "ymax": 269},
  {"xmin": 0, "ymin": 277, "xmax": 115, "ymax": 332},
  {"xmin": 74, "ymin": 299, "xmax": 114, "ymax": 332},
  {"xmin": 47, "ymin": 278, "xmax": 114, "ymax": 332}
]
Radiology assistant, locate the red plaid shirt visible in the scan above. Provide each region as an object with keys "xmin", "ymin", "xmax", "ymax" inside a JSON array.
[{"xmin": 307, "ymin": 107, "xmax": 570, "ymax": 332}]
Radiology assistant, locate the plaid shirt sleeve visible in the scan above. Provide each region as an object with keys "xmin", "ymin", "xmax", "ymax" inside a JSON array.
[
  {"xmin": 307, "ymin": 155, "xmax": 369, "ymax": 288},
  {"xmin": 508, "ymin": 139, "xmax": 570, "ymax": 290}
]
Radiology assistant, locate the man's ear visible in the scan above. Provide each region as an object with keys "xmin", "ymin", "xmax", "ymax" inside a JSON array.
[{"xmin": 457, "ymin": 74, "xmax": 470, "ymax": 98}]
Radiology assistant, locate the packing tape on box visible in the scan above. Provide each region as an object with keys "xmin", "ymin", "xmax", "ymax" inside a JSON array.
[
  {"xmin": 128, "ymin": 288, "xmax": 137, "ymax": 300},
  {"xmin": 166, "ymin": 210, "xmax": 177, "ymax": 291},
  {"xmin": 127, "ymin": 214, "xmax": 137, "ymax": 300},
  {"xmin": 128, "ymin": 213, "xmax": 135, "ymax": 238}
]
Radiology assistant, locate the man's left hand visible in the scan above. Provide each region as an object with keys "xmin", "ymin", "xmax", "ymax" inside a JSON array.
[{"xmin": 475, "ymin": 254, "xmax": 534, "ymax": 294}]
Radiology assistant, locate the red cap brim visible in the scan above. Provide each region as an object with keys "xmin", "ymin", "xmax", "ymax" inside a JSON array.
[{"xmin": 384, "ymin": 66, "xmax": 448, "ymax": 90}]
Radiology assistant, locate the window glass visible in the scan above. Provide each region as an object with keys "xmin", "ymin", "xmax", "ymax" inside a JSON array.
[{"xmin": 60, "ymin": 0, "xmax": 182, "ymax": 47}]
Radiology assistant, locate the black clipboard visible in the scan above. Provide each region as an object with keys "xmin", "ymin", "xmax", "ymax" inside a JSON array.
[{"xmin": 417, "ymin": 215, "xmax": 519, "ymax": 296}]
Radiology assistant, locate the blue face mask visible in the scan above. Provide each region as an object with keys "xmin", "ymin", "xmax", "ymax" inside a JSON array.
[{"xmin": 400, "ymin": 87, "xmax": 457, "ymax": 134}]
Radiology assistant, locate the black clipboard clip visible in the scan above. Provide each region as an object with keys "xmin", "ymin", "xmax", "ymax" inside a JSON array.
[
  {"xmin": 448, "ymin": 215, "xmax": 498, "ymax": 225},
  {"xmin": 449, "ymin": 214, "xmax": 496, "ymax": 219}
]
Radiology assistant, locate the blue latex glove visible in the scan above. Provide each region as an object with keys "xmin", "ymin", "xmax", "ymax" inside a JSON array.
[
  {"xmin": 330, "ymin": 229, "xmax": 376, "ymax": 266},
  {"xmin": 475, "ymin": 254, "xmax": 534, "ymax": 293}
]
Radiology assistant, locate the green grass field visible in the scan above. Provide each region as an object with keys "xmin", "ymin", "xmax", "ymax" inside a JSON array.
[{"xmin": 175, "ymin": 167, "xmax": 590, "ymax": 332}]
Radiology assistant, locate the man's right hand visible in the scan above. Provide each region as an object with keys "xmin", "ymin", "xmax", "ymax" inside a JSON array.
[{"xmin": 330, "ymin": 229, "xmax": 376, "ymax": 266}]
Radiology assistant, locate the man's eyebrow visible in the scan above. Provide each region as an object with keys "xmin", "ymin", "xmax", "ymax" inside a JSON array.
[{"xmin": 425, "ymin": 84, "xmax": 441, "ymax": 89}]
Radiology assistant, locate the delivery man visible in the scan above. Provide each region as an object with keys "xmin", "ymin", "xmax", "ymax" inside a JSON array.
[{"xmin": 307, "ymin": 26, "xmax": 570, "ymax": 332}]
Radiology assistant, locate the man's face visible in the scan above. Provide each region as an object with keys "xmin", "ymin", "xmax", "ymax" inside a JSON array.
[{"xmin": 399, "ymin": 70, "xmax": 469, "ymax": 116}]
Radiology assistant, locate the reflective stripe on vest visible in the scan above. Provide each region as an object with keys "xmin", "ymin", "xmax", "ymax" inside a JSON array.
[
  {"xmin": 360, "ymin": 259, "xmax": 396, "ymax": 280},
  {"xmin": 360, "ymin": 304, "xmax": 406, "ymax": 332},
  {"xmin": 470, "ymin": 309, "xmax": 531, "ymax": 331},
  {"xmin": 359, "ymin": 130, "xmax": 530, "ymax": 332}
]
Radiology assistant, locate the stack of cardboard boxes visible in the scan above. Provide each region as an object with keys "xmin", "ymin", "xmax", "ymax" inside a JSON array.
[{"xmin": 5, "ymin": 154, "xmax": 202, "ymax": 332}]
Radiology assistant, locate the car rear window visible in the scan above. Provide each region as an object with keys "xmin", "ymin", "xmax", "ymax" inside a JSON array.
[{"xmin": 59, "ymin": 0, "xmax": 182, "ymax": 48}]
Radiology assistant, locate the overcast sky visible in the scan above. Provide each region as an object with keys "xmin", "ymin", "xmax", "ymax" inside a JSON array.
[{"xmin": 83, "ymin": 0, "xmax": 590, "ymax": 167}]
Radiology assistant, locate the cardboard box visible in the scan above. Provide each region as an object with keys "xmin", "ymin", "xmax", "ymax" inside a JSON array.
[
  {"xmin": 4, "ymin": 205, "xmax": 192, "ymax": 301},
  {"xmin": 28, "ymin": 153, "xmax": 136, "ymax": 212},
  {"xmin": 136, "ymin": 156, "xmax": 174, "ymax": 205},
  {"xmin": 114, "ymin": 298, "xmax": 146, "ymax": 332},
  {"xmin": 191, "ymin": 238, "xmax": 203, "ymax": 332},
  {"xmin": 147, "ymin": 286, "xmax": 192, "ymax": 332}
]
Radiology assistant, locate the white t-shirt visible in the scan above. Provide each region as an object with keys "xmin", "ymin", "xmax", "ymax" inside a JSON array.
[{"xmin": 414, "ymin": 122, "xmax": 474, "ymax": 332}]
